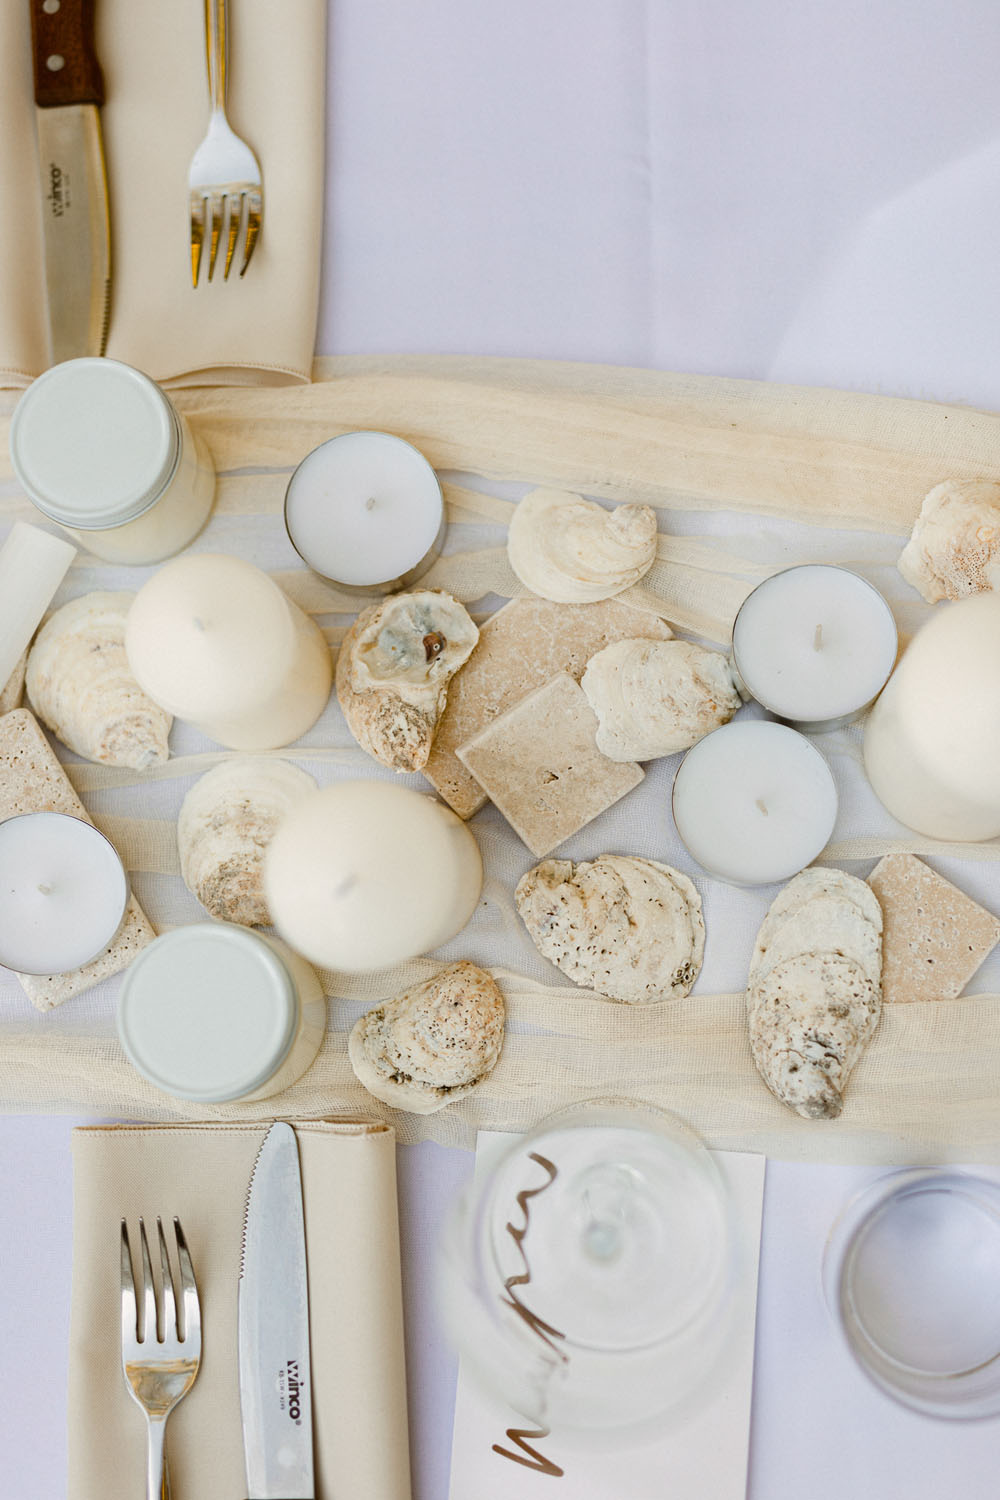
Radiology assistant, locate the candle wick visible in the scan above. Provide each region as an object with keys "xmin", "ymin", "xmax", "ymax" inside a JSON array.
[
  {"xmin": 37, "ymin": 883, "xmax": 53, "ymax": 896},
  {"xmin": 365, "ymin": 496, "xmax": 377, "ymax": 512},
  {"xmin": 756, "ymin": 798, "xmax": 769, "ymax": 817},
  {"xmin": 813, "ymin": 623, "xmax": 823, "ymax": 651}
]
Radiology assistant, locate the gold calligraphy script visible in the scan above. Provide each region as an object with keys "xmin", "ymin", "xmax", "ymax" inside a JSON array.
[{"xmin": 491, "ymin": 1151, "xmax": 566, "ymax": 1478}]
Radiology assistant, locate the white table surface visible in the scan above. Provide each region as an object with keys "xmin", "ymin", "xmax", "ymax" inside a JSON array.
[{"xmin": 4, "ymin": 3, "xmax": 1000, "ymax": 1496}]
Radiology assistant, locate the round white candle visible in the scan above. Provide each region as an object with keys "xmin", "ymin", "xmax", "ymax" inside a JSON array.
[
  {"xmin": 0, "ymin": 812, "xmax": 129, "ymax": 974},
  {"xmin": 125, "ymin": 553, "xmax": 333, "ymax": 749},
  {"xmin": 863, "ymin": 593, "xmax": 1000, "ymax": 841},
  {"xmin": 671, "ymin": 721, "xmax": 838, "ymax": 885},
  {"xmin": 732, "ymin": 565, "xmax": 898, "ymax": 729},
  {"xmin": 264, "ymin": 781, "xmax": 483, "ymax": 972},
  {"xmin": 118, "ymin": 924, "xmax": 326, "ymax": 1102},
  {"xmin": 284, "ymin": 430, "xmax": 445, "ymax": 591}
]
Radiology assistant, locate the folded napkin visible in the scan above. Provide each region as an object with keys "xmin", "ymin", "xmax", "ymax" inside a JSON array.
[
  {"xmin": 68, "ymin": 1120, "xmax": 411, "ymax": 1500},
  {"xmin": 0, "ymin": 1, "xmax": 325, "ymax": 388}
]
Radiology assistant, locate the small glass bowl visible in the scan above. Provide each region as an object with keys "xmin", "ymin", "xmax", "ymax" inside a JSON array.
[{"xmin": 823, "ymin": 1167, "xmax": 1000, "ymax": 1420}]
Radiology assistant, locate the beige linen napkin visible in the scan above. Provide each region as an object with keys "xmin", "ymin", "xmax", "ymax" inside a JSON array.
[
  {"xmin": 0, "ymin": 1, "xmax": 325, "ymax": 388},
  {"xmin": 68, "ymin": 1120, "xmax": 412, "ymax": 1500}
]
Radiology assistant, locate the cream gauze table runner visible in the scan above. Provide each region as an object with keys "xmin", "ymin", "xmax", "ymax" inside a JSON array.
[
  {"xmin": 0, "ymin": 0, "xmax": 325, "ymax": 387},
  {"xmin": 1, "ymin": 357, "xmax": 999, "ymax": 1164}
]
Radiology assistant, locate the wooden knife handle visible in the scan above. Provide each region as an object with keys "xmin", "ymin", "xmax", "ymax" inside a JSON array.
[{"xmin": 29, "ymin": 0, "xmax": 104, "ymax": 109}]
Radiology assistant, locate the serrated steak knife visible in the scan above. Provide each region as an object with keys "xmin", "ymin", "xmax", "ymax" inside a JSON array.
[
  {"xmin": 28, "ymin": 0, "xmax": 112, "ymax": 362},
  {"xmin": 239, "ymin": 1123, "xmax": 315, "ymax": 1500}
]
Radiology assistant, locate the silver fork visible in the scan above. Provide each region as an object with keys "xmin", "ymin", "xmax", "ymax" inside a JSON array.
[
  {"xmin": 188, "ymin": 0, "xmax": 263, "ymax": 285},
  {"xmin": 121, "ymin": 1217, "xmax": 202, "ymax": 1500}
]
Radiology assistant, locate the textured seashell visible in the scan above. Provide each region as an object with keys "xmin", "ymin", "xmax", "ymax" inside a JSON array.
[
  {"xmin": 177, "ymin": 758, "xmax": 316, "ymax": 927},
  {"xmin": 746, "ymin": 955, "xmax": 880, "ymax": 1120},
  {"xmin": 507, "ymin": 487, "xmax": 657, "ymax": 603},
  {"xmin": 581, "ymin": 638, "xmax": 741, "ymax": 760},
  {"xmin": 26, "ymin": 592, "xmax": 171, "ymax": 770},
  {"xmin": 746, "ymin": 868, "xmax": 883, "ymax": 1119},
  {"xmin": 348, "ymin": 960, "xmax": 505, "ymax": 1114},
  {"xmin": 898, "ymin": 479, "xmax": 1000, "ymax": 602},
  {"xmin": 515, "ymin": 854, "xmax": 705, "ymax": 1004},
  {"xmin": 336, "ymin": 590, "xmax": 479, "ymax": 772}
]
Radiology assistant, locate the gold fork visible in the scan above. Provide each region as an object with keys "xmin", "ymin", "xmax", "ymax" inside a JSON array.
[{"xmin": 187, "ymin": 0, "xmax": 263, "ymax": 285}]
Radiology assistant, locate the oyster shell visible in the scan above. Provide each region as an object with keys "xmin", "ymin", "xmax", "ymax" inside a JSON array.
[
  {"xmin": 348, "ymin": 960, "xmax": 506, "ymax": 1114},
  {"xmin": 746, "ymin": 868, "xmax": 883, "ymax": 1119},
  {"xmin": 581, "ymin": 639, "xmax": 741, "ymax": 760},
  {"xmin": 507, "ymin": 487, "xmax": 657, "ymax": 603},
  {"xmin": 898, "ymin": 479, "xmax": 1000, "ymax": 602},
  {"xmin": 515, "ymin": 854, "xmax": 705, "ymax": 1004},
  {"xmin": 26, "ymin": 592, "xmax": 171, "ymax": 769},
  {"xmin": 178, "ymin": 758, "xmax": 317, "ymax": 926},
  {"xmin": 336, "ymin": 590, "xmax": 479, "ymax": 772}
]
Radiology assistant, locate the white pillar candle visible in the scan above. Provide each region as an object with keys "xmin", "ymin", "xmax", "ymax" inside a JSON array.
[
  {"xmin": 284, "ymin": 430, "xmax": 446, "ymax": 593},
  {"xmin": 125, "ymin": 553, "xmax": 332, "ymax": 749},
  {"xmin": 731, "ymin": 565, "xmax": 898, "ymax": 731},
  {"xmin": 671, "ymin": 721, "xmax": 838, "ymax": 885},
  {"xmin": 264, "ymin": 781, "xmax": 483, "ymax": 972},
  {"xmin": 0, "ymin": 522, "xmax": 76, "ymax": 691},
  {"xmin": 117, "ymin": 924, "xmax": 326, "ymax": 1103},
  {"xmin": 863, "ymin": 593, "xmax": 1000, "ymax": 840},
  {"xmin": 0, "ymin": 812, "xmax": 129, "ymax": 974}
]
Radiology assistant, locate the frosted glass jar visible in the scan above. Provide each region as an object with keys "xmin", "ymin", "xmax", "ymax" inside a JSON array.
[
  {"xmin": 9, "ymin": 358, "xmax": 215, "ymax": 564},
  {"xmin": 117, "ymin": 923, "xmax": 326, "ymax": 1103}
]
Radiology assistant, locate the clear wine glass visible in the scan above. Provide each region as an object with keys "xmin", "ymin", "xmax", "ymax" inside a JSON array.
[{"xmin": 437, "ymin": 1098, "xmax": 739, "ymax": 1437}]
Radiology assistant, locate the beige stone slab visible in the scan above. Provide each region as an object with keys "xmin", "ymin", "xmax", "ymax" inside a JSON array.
[
  {"xmin": 0, "ymin": 708, "xmax": 155, "ymax": 1010},
  {"xmin": 868, "ymin": 853, "xmax": 1000, "ymax": 1004},
  {"xmin": 0, "ymin": 649, "xmax": 26, "ymax": 714},
  {"xmin": 456, "ymin": 673, "xmax": 644, "ymax": 858},
  {"xmin": 424, "ymin": 596, "xmax": 671, "ymax": 817}
]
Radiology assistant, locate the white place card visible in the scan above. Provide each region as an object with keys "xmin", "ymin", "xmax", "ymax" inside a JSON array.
[{"xmin": 448, "ymin": 1133, "xmax": 766, "ymax": 1500}]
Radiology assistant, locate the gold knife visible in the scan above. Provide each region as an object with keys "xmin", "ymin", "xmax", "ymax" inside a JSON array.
[{"xmin": 29, "ymin": 0, "xmax": 111, "ymax": 363}]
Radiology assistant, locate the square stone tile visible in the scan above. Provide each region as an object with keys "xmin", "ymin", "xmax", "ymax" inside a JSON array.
[{"xmin": 868, "ymin": 853, "xmax": 1000, "ymax": 1003}]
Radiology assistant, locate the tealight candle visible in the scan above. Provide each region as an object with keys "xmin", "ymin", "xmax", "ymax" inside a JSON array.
[
  {"xmin": 671, "ymin": 721, "xmax": 838, "ymax": 885},
  {"xmin": 117, "ymin": 923, "xmax": 326, "ymax": 1103},
  {"xmin": 731, "ymin": 565, "xmax": 898, "ymax": 732},
  {"xmin": 125, "ymin": 553, "xmax": 332, "ymax": 749},
  {"xmin": 0, "ymin": 812, "xmax": 129, "ymax": 974},
  {"xmin": 863, "ymin": 593, "xmax": 1000, "ymax": 840},
  {"xmin": 284, "ymin": 430, "xmax": 446, "ymax": 593},
  {"xmin": 264, "ymin": 780, "xmax": 483, "ymax": 972}
]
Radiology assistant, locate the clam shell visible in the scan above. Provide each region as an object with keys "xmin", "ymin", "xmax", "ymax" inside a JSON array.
[
  {"xmin": 336, "ymin": 590, "xmax": 479, "ymax": 772},
  {"xmin": 26, "ymin": 592, "xmax": 171, "ymax": 770},
  {"xmin": 348, "ymin": 960, "xmax": 505, "ymax": 1114},
  {"xmin": 898, "ymin": 479, "xmax": 1000, "ymax": 602},
  {"xmin": 581, "ymin": 638, "xmax": 741, "ymax": 760},
  {"xmin": 507, "ymin": 488, "xmax": 657, "ymax": 603}
]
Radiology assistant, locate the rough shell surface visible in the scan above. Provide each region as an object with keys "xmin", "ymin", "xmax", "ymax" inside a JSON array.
[
  {"xmin": 751, "ymin": 895, "xmax": 883, "ymax": 989},
  {"xmin": 747, "ymin": 954, "xmax": 881, "ymax": 1120},
  {"xmin": 178, "ymin": 758, "xmax": 317, "ymax": 926},
  {"xmin": 581, "ymin": 638, "xmax": 742, "ymax": 760},
  {"xmin": 507, "ymin": 487, "xmax": 658, "ymax": 603},
  {"xmin": 897, "ymin": 479, "xmax": 1000, "ymax": 602},
  {"xmin": 348, "ymin": 961, "xmax": 506, "ymax": 1114},
  {"xmin": 26, "ymin": 592, "xmax": 172, "ymax": 770},
  {"xmin": 757, "ymin": 867, "xmax": 883, "ymax": 937},
  {"xmin": 515, "ymin": 854, "xmax": 705, "ymax": 1004},
  {"xmin": 336, "ymin": 590, "xmax": 479, "ymax": 772}
]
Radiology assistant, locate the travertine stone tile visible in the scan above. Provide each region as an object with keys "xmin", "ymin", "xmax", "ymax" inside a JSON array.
[{"xmin": 868, "ymin": 853, "xmax": 1000, "ymax": 1004}]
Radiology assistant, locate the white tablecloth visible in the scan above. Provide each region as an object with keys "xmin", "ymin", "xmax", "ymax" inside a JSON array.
[{"xmin": 4, "ymin": 3, "xmax": 1000, "ymax": 1496}]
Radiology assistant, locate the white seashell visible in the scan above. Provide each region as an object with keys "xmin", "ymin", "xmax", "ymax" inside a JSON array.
[
  {"xmin": 515, "ymin": 854, "xmax": 705, "ymax": 1004},
  {"xmin": 336, "ymin": 590, "xmax": 479, "ymax": 772},
  {"xmin": 581, "ymin": 639, "xmax": 741, "ymax": 760},
  {"xmin": 507, "ymin": 487, "xmax": 657, "ymax": 603},
  {"xmin": 178, "ymin": 758, "xmax": 316, "ymax": 926},
  {"xmin": 746, "ymin": 955, "xmax": 881, "ymax": 1121},
  {"xmin": 26, "ymin": 592, "xmax": 171, "ymax": 770},
  {"xmin": 348, "ymin": 960, "xmax": 505, "ymax": 1114},
  {"xmin": 898, "ymin": 479, "xmax": 1000, "ymax": 602}
]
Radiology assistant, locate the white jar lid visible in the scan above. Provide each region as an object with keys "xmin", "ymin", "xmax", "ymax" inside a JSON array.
[
  {"xmin": 10, "ymin": 358, "xmax": 179, "ymax": 531},
  {"xmin": 117, "ymin": 924, "xmax": 298, "ymax": 1103}
]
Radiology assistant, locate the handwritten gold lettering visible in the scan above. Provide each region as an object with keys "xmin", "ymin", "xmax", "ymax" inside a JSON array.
[{"xmin": 492, "ymin": 1426, "xmax": 565, "ymax": 1476}]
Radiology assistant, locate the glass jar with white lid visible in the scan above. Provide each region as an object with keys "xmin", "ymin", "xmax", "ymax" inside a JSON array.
[
  {"xmin": 117, "ymin": 923, "xmax": 326, "ymax": 1104},
  {"xmin": 9, "ymin": 357, "xmax": 215, "ymax": 564}
]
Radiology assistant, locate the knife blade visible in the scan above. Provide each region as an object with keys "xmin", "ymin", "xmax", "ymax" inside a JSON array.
[
  {"xmin": 239, "ymin": 1122, "xmax": 315, "ymax": 1500},
  {"xmin": 28, "ymin": 0, "xmax": 111, "ymax": 362}
]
